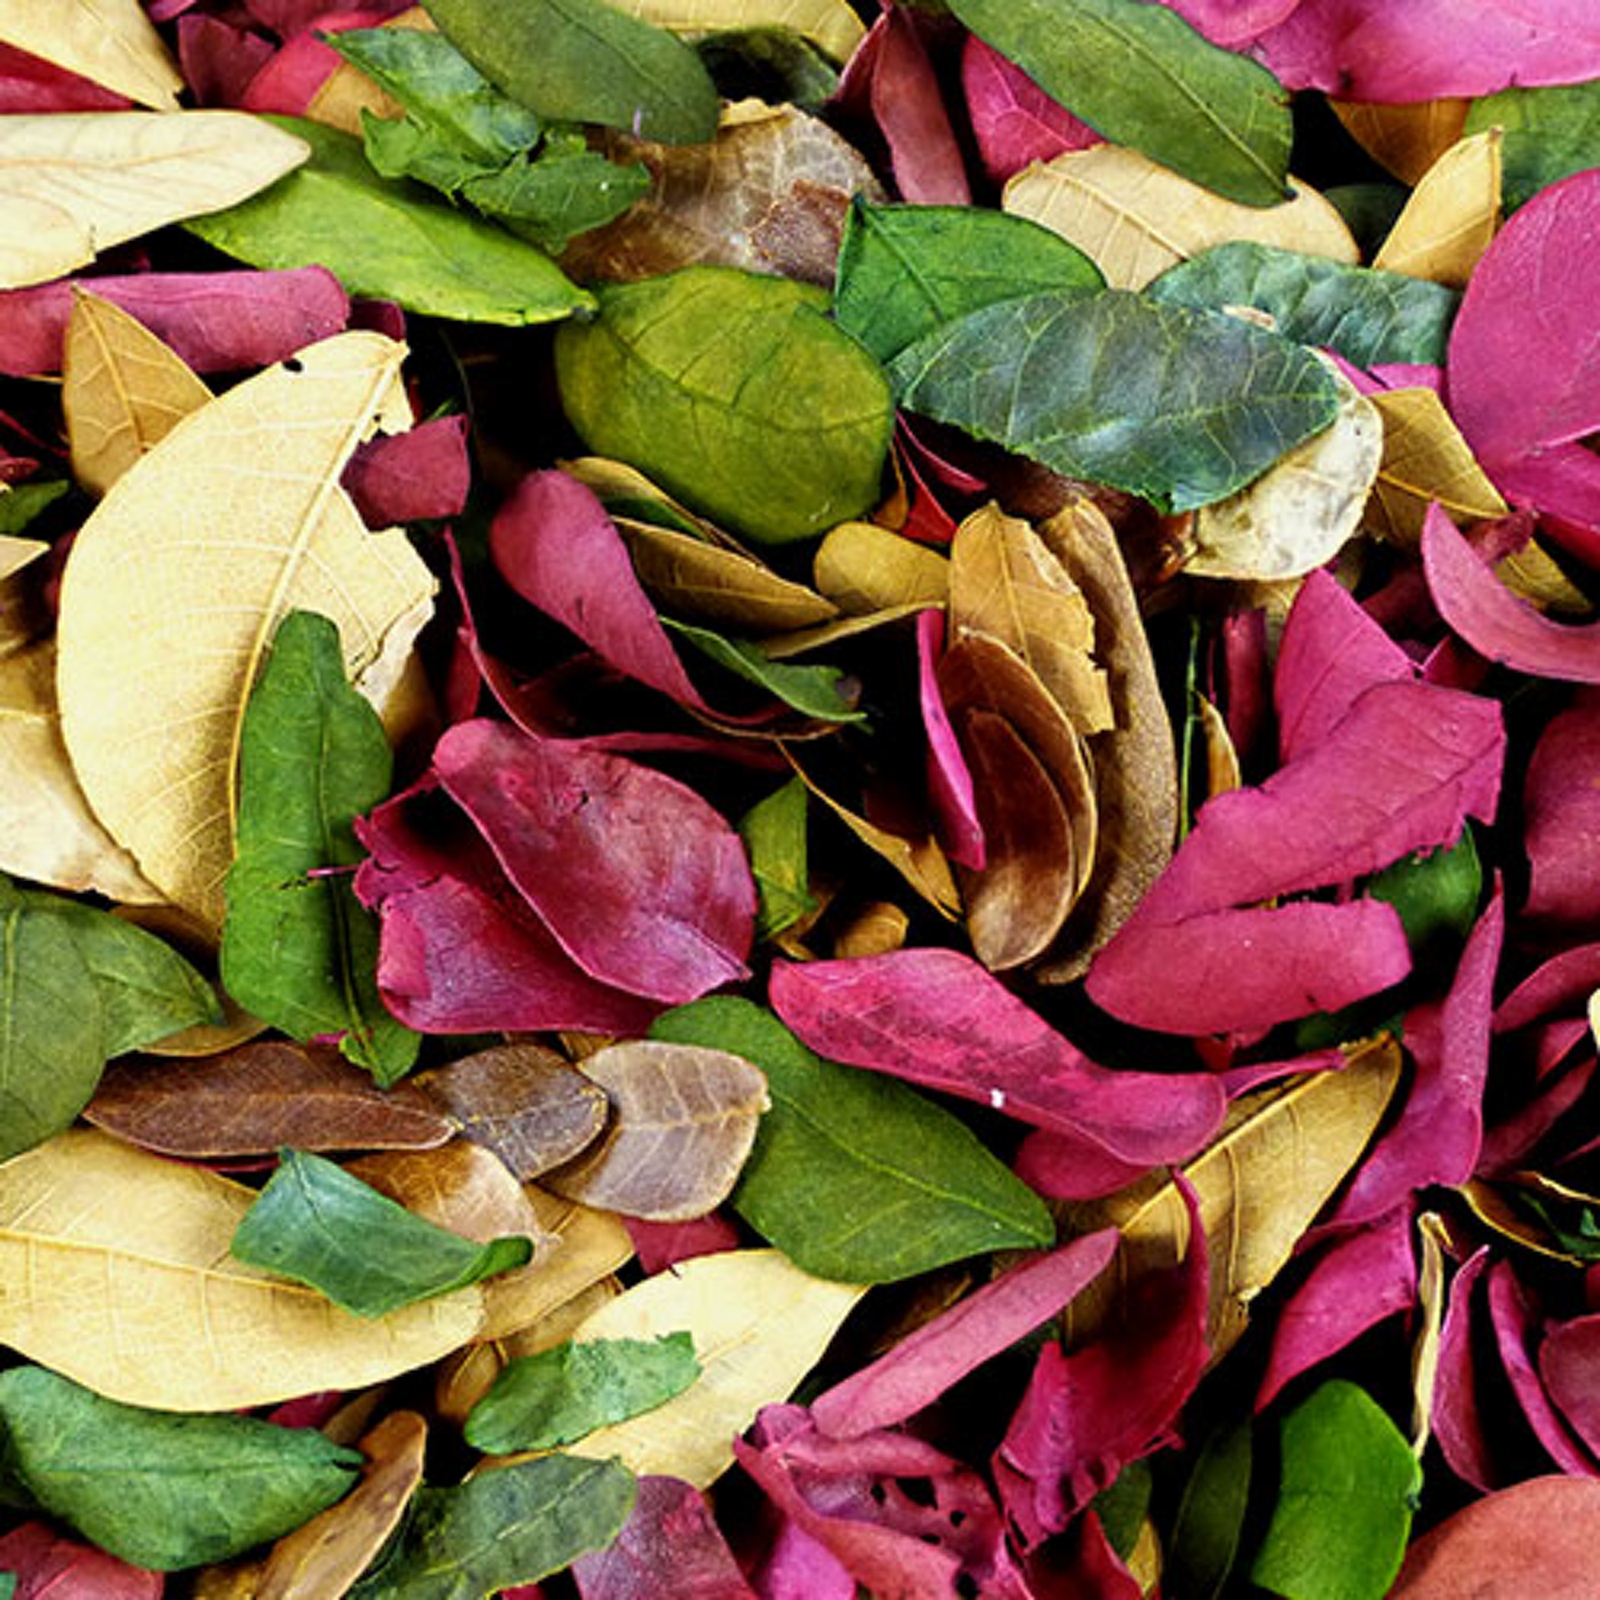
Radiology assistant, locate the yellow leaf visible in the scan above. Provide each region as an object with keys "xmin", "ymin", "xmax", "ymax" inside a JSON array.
[
  {"xmin": 56, "ymin": 332, "xmax": 437, "ymax": 931},
  {"xmin": 612, "ymin": 0, "xmax": 865, "ymax": 61},
  {"xmin": 812, "ymin": 520, "xmax": 950, "ymax": 616},
  {"xmin": 516, "ymin": 1186, "xmax": 637, "ymax": 1333},
  {"xmin": 1197, "ymin": 694, "xmax": 1243, "ymax": 802},
  {"xmin": 1411, "ymin": 1213, "xmax": 1448, "ymax": 1455},
  {"xmin": 0, "ymin": 1130, "xmax": 484, "ymax": 1410},
  {"xmin": 0, "ymin": 0, "xmax": 182, "ymax": 109},
  {"xmin": 0, "ymin": 533, "xmax": 48, "ymax": 585},
  {"xmin": 1331, "ymin": 98, "xmax": 1470, "ymax": 187},
  {"xmin": 564, "ymin": 1249, "xmax": 866, "ymax": 1487},
  {"xmin": 1004, "ymin": 144, "xmax": 1357, "ymax": 290},
  {"xmin": 1365, "ymin": 386, "xmax": 1508, "ymax": 545},
  {"xmin": 831, "ymin": 899, "xmax": 910, "ymax": 960},
  {"xmin": 1374, "ymin": 130, "xmax": 1502, "ymax": 288},
  {"xmin": 0, "ymin": 111, "xmax": 309, "ymax": 290},
  {"xmin": 65, "ymin": 290, "xmax": 211, "ymax": 498}
]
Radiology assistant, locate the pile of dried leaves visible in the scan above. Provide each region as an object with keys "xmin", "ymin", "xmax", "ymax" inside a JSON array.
[{"xmin": 5, "ymin": 0, "xmax": 1600, "ymax": 1595}]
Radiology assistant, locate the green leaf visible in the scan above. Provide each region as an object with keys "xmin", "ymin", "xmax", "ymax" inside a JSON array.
[
  {"xmin": 1091, "ymin": 1458, "xmax": 1153, "ymax": 1560},
  {"xmin": 230, "ymin": 1147, "xmax": 534, "ymax": 1318},
  {"xmin": 462, "ymin": 144, "xmax": 651, "ymax": 254},
  {"xmin": 1147, "ymin": 241, "xmax": 1460, "ymax": 367},
  {"xmin": 1167, "ymin": 1418, "xmax": 1252, "ymax": 1600},
  {"xmin": 1250, "ymin": 1379, "xmax": 1421, "ymax": 1600},
  {"xmin": 887, "ymin": 289, "xmax": 1340, "ymax": 514},
  {"xmin": 186, "ymin": 117, "xmax": 594, "ymax": 327},
  {"xmin": 650, "ymin": 997, "xmax": 1055, "ymax": 1282},
  {"xmin": 0, "ymin": 481, "xmax": 68, "ymax": 537},
  {"xmin": 348, "ymin": 1453, "xmax": 636, "ymax": 1600},
  {"xmin": 738, "ymin": 778, "xmax": 815, "ymax": 940},
  {"xmin": 1366, "ymin": 827, "xmax": 1482, "ymax": 960},
  {"xmin": 1325, "ymin": 183, "xmax": 1408, "ymax": 259},
  {"xmin": 422, "ymin": 0, "xmax": 719, "ymax": 145},
  {"xmin": 0, "ymin": 1367, "xmax": 360, "ymax": 1572},
  {"xmin": 220, "ymin": 611, "xmax": 418, "ymax": 1083},
  {"xmin": 1466, "ymin": 82, "xmax": 1600, "ymax": 210},
  {"xmin": 361, "ymin": 111, "xmax": 497, "ymax": 194},
  {"xmin": 945, "ymin": 0, "xmax": 1292, "ymax": 206},
  {"xmin": 663, "ymin": 618, "xmax": 864, "ymax": 722},
  {"xmin": 0, "ymin": 1573, "xmax": 15, "ymax": 1599},
  {"xmin": 464, "ymin": 1333, "xmax": 701, "ymax": 1453},
  {"xmin": 833, "ymin": 198, "xmax": 1104, "ymax": 365},
  {"xmin": 556, "ymin": 266, "xmax": 893, "ymax": 543},
  {"xmin": 696, "ymin": 27, "xmax": 840, "ymax": 112}
]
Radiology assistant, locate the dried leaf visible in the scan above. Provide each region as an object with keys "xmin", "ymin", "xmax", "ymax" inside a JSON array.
[
  {"xmin": 613, "ymin": 0, "xmax": 865, "ymax": 62},
  {"xmin": 1373, "ymin": 129, "xmax": 1502, "ymax": 288},
  {"xmin": 1331, "ymin": 98, "xmax": 1470, "ymax": 187},
  {"xmin": 506, "ymin": 1187, "xmax": 637, "ymax": 1337},
  {"xmin": 812, "ymin": 521, "xmax": 950, "ymax": 616},
  {"xmin": 1365, "ymin": 386, "xmax": 1508, "ymax": 544},
  {"xmin": 0, "ymin": 0, "xmax": 182, "ymax": 109}
]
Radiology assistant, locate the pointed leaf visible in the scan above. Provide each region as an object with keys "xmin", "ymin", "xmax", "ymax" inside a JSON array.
[
  {"xmin": 1365, "ymin": 386, "xmax": 1507, "ymax": 544},
  {"xmin": 0, "ymin": 0, "xmax": 181, "ymax": 108},
  {"xmin": 664, "ymin": 619, "xmax": 864, "ymax": 722},
  {"xmin": 739, "ymin": 778, "xmax": 816, "ymax": 940},
  {"xmin": 1372, "ymin": 130, "xmax": 1502, "ymax": 288},
  {"xmin": 1465, "ymin": 80, "xmax": 1600, "ymax": 211}
]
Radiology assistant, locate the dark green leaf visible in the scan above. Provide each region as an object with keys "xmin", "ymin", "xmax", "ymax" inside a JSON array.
[
  {"xmin": 1466, "ymin": 82, "xmax": 1600, "ymax": 210},
  {"xmin": 888, "ymin": 289, "xmax": 1339, "ymax": 513},
  {"xmin": 1147, "ymin": 241, "xmax": 1460, "ymax": 367},
  {"xmin": 1167, "ymin": 1417, "xmax": 1252, "ymax": 1600},
  {"xmin": 833, "ymin": 198, "xmax": 1103, "ymax": 365},
  {"xmin": 220, "ymin": 610, "xmax": 418, "ymax": 1084},
  {"xmin": 0, "ymin": 481, "xmax": 68, "ymax": 537},
  {"xmin": 696, "ymin": 27, "xmax": 840, "ymax": 112},
  {"xmin": 1092, "ymin": 1459, "xmax": 1153, "ymax": 1560},
  {"xmin": 1250, "ymin": 1379, "xmax": 1421, "ymax": 1600},
  {"xmin": 347, "ymin": 1453, "xmax": 635, "ymax": 1600},
  {"xmin": 464, "ymin": 1333, "xmax": 700, "ymax": 1453},
  {"xmin": 556, "ymin": 266, "xmax": 893, "ymax": 543},
  {"xmin": 230, "ymin": 1148, "xmax": 534, "ymax": 1318},
  {"xmin": 663, "ymin": 618, "xmax": 864, "ymax": 721},
  {"xmin": 1512, "ymin": 1188, "xmax": 1600, "ymax": 1263},
  {"xmin": 1325, "ymin": 183, "xmax": 1408, "ymax": 258},
  {"xmin": 650, "ymin": 996, "xmax": 1055, "ymax": 1282},
  {"xmin": 1366, "ymin": 828, "xmax": 1482, "ymax": 960},
  {"xmin": 462, "ymin": 144, "xmax": 651, "ymax": 254},
  {"xmin": 186, "ymin": 117, "xmax": 593, "ymax": 327},
  {"xmin": 738, "ymin": 778, "xmax": 815, "ymax": 940},
  {"xmin": 945, "ymin": 0, "xmax": 1291, "ymax": 206},
  {"xmin": 422, "ymin": 0, "xmax": 719, "ymax": 145},
  {"xmin": 0, "ymin": 1367, "xmax": 359, "ymax": 1572}
]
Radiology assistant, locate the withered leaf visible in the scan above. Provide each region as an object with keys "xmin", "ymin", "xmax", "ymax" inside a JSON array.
[
  {"xmin": 1331, "ymin": 98, "xmax": 1470, "ymax": 187},
  {"xmin": 1373, "ymin": 129, "xmax": 1502, "ymax": 288},
  {"xmin": 1365, "ymin": 386, "xmax": 1508, "ymax": 545},
  {"xmin": 0, "ymin": 0, "xmax": 183, "ymax": 108},
  {"xmin": 511, "ymin": 1187, "xmax": 636, "ymax": 1336},
  {"xmin": 812, "ymin": 520, "xmax": 950, "ymax": 616},
  {"xmin": 614, "ymin": 0, "xmax": 866, "ymax": 61}
]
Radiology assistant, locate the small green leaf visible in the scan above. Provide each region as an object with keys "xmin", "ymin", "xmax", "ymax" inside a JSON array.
[
  {"xmin": 556, "ymin": 266, "xmax": 893, "ymax": 543},
  {"xmin": 0, "ymin": 1572, "xmax": 15, "ymax": 1599},
  {"xmin": 465, "ymin": 1333, "xmax": 701, "ymax": 1453},
  {"xmin": 1147, "ymin": 241, "xmax": 1460, "ymax": 367},
  {"xmin": 833, "ymin": 198, "xmax": 1104, "ymax": 365},
  {"xmin": 463, "ymin": 144, "xmax": 651, "ymax": 254},
  {"xmin": 0, "ymin": 1367, "xmax": 360, "ymax": 1572},
  {"xmin": 348, "ymin": 1454, "xmax": 635, "ymax": 1600},
  {"xmin": 1466, "ymin": 82, "xmax": 1600, "ymax": 210},
  {"xmin": 664, "ymin": 618, "xmax": 864, "ymax": 722},
  {"xmin": 1092, "ymin": 1459, "xmax": 1153, "ymax": 1560},
  {"xmin": 1167, "ymin": 1418, "xmax": 1253, "ymax": 1600},
  {"xmin": 0, "ymin": 481, "xmax": 68, "ymax": 537},
  {"xmin": 1366, "ymin": 828, "xmax": 1482, "ymax": 959},
  {"xmin": 946, "ymin": 0, "xmax": 1292, "ymax": 206},
  {"xmin": 888, "ymin": 289, "xmax": 1340, "ymax": 513},
  {"xmin": 361, "ymin": 110, "xmax": 496, "ymax": 194},
  {"xmin": 1250, "ymin": 1379, "xmax": 1421, "ymax": 1600},
  {"xmin": 651, "ymin": 997, "xmax": 1055, "ymax": 1282},
  {"xmin": 231, "ymin": 1148, "xmax": 534, "ymax": 1318},
  {"xmin": 739, "ymin": 778, "xmax": 815, "ymax": 940}
]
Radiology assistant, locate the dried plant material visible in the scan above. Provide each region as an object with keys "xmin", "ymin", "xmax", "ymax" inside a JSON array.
[
  {"xmin": 0, "ymin": 112, "xmax": 310, "ymax": 289},
  {"xmin": 560, "ymin": 455, "xmax": 727, "ymax": 544},
  {"xmin": 303, "ymin": 8, "xmax": 433, "ymax": 137},
  {"xmin": 1331, "ymin": 97, "xmax": 1471, "ymax": 187},
  {"xmin": 832, "ymin": 900, "xmax": 910, "ymax": 959},
  {"xmin": 64, "ymin": 291, "xmax": 211, "ymax": 498},
  {"xmin": 813, "ymin": 521, "xmax": 950, "ymax": 616},
  {"xmin": 516, "ymin": 1186, "xmax": 637, "ymax": 1334},
  {"xmin": 56, "ymin": 332, "xmax": 437, "ymax": 932},
  {"xmin": 1412, "ymin": 1214, "xmax": 1448, "ymax": 1454},
  {"xmin": 0, "ymin": 0, "xmax": 183, "ymax": 109},
  {"xmin": 0, "ymin": 534, "xmax": 48, "ymax": 585},
  {"xmin": 0, "ymin": 1130, "xmax": 485, "ymax": 1411},
  {"xmin": 1004, "ymin": 144, "xmax": 1357, "ymax": 291},
  {"xmin": 760, "ymin": 601, "xmax": 928, "ymax": 659},
  {"xmin": 1366, "ymin": 386, "xmax": 1509, "ymax": 544},
  {"xmin": 546, "ymin": 1040, "xmax": 770, "ymax": 1221},
  {"xmin": 614, "ymin": 0, "xmax": 866, "ymax": 61},
  {"xmin": 1197, "ymin": 693, "xmax": 1243, "ymax": 800},
  {"xmin": 1374, "ymin": 130, "xmax": 1502, "ymax": 287}
]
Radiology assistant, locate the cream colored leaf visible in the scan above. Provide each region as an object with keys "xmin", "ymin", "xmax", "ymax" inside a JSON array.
[
  {"xmin": 761, "ymin": 601, "xmax": 928, "ymax": 659},
  {"xmin": 813, "ymin": 520, "xmax": 950, "ymax": 616},
  {"xmin": 56, "ymin": 331, "xmax": 437, "ymax": 932},
  {"xmin": 0, "ymin": 112, "xmax": 309, "ymax": 290},
  {"xmin": 0, "ymin": 1129, "xmax": 484, "ymax": 1410},
  {"xmin": 1365, "ymin": 386, "xmax": 1508, "ymax": 545},
  {"xmin": 1412, "ymin": 1213, "xmax": 1448, "ymax": 1456},
  {"xmin": 0, "ymin": 534, "xmax": 47, "ymax": 584},
  {"xmin": 1331, "ymin": 98, "xmax": 1470, "ymax": 187},
  {"xmin": 0, "ymin": 0, "xmax": 182, "ymax": 109},
  {"xmin": 612, "ymin": 0, "xmax": 865, "ymax": 60},
  {"xmin": 565, "ymin": 1249, "xmax": 866, "ymax": 1487},
  {"xmin": 65, "ymin": 290, "xmax": 211, "ymax": 498},
  {"xmin": 1188, "ymin": 360, "xmax": 1382, "ymax": 581},
  {"xmin": 1004, "ymin": 144, "xmax": 1358, "ymax": 291},
  {"xmin": 1374, "ymin": 130, "xmax": 1501, "ymax": 287}
]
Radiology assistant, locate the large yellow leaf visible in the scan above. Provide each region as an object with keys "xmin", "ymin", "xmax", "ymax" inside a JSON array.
[
  {"xmin": 0, "ymin": 1130, "xmax": 484, "ymax": 1410},
  {"xmin": 0, "ymin": 0, "xmax": 183, "ymax": 109},
  {"xmin": 612, "ymin": 0, "xmax": 865, "ymax": 64},
  {"xmin": 56, "ymin": 332, "xmax": 437, "ymax": 931},
  {"xmin": 1365, "ymin": 386, "xmax": 1508, "ymax": 545},
  {"xmin": 1373, "ymin": 130, "xmax": 1502, "ymax": 288},
  {"xmin": 1004, "ymin": 144, "xmax": 1357, "ymax": 290},
  {"xmin": 1331, "ymin": 98, "xmax": 1470, "ymax": 187},
  {"xmin": 0, "ymin": 112, "xmax": 309, "ymax": 290}
]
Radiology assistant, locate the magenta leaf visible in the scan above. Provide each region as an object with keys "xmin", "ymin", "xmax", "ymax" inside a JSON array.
[
  {"xmin": 917, "ymin": 611, "xmax": 985, "ymax": 870},
  {"xmin": 751, "ymin": 1522, "xmax": 855, "ymax": 1600},
  {"xmin": 868, "ymin": 8, "xmax": 971, "ymax": 205},
  {"xmin": 571, "ymin": 1476, "xmax": 756, "ymax": 1600},
  {"xmin": 178, "ymin": 15, "xmax": 275, "ymax": 107},
  {"xmin": 960, "ymin": 35, "xmax": 1100, "ymax": 187},
  {"xmin": 622, "ymin": 1214, "xmax": 742, "ymax": 1276},
  {"xmin": 1160, "ymin": 0, "xmax": 1301, "ymax": 47},
  {"xmin": 341, "ymin": 415, "xmax": 470, "ymax": 528},
  {"xmin": 0, "ymin": 42, "xmax": 130, "ymax": 111},
  {"xmin": 1432, "ymin": 1248, "xmax": 1502, "ymax": 1491},
  {"xmin": 1538, "ymin": 1313, "xmax": 1600, "ymax": 1462},
  {"xmin": 0, "ymin": 1521, "xmax": 163, "ymax": 1598},
  {"xmin": 1523, "ymin": 693, "xmax": 1600, "ymax": 925}
]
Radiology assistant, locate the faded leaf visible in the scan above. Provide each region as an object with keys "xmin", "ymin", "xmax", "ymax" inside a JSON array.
[
  {"xmin": 519, "ymin": 1187, "xmax": 638, "ymax": 1333},
  {"xmin": 0, "ymin": 111, "xmax": 309, "ymax": 290},
  {"xmin": 1373, "ymin": 130, "xmax": 1502, "ymax": 287},
  {"xmin": 614, "ymin": 0, "xmax": 865, "ymax": 61},
  {"xmin": 813, "ymin": 521, "xmax": 950, "ymax": 616},
  {"xmin": 1365, "ymin": 386, "xmax": 1508, "ymax": 544},
  {"xmin": 0, "ymin": 0, "xmax": 182, "ymax": 109},
  {"xmin": 0, "ymin": 534, "xmax": 48, "ymax": 584},
  {"xmin": 1331, "ymin": 98, "xmax": 1470, "ymax": 187},
  {"xmin": 1004, "ymin": 144, "xmax": 1356, "ymax": 291}
]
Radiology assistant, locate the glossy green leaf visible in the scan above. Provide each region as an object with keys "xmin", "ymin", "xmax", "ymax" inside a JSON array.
[
  {"xmin": 422, "ymin": 0, "xmax": 719, "ymax": 145},
  {"xmin": 833, "ymin": 198, "xmax": 1104, "ymax": 365},
  {"xmin": 664, "ymin": 618, "xmax": 864, "ymax": 721},
  {"xmin": 220, "ymin": 610, "xmax": 418, "ymax": 1084},
  {"xmin": 1147, "ymin": 241, "xmax": 1460, "ymax": 367},
  {"xmin": 1251, "ymin": 1380, "xmax": 1421, "ymax": 1600},
  {"xmin": 348, "ymin": 1454, "xmax": 635, "ymax": 1600},
  {"xmin": 1466, "ymin": 81, "xmax": 1600, "ymax": 210},
  {"xmin": 650, "ymin": 996, "xmax": 1055, "ymax": 1282},
  {"xmin": 0, "ymin": 481, "xmax": 67, "ymax": 537},
  {"xmin": 555, "ymin": 266, "xmax": 893, "ymax": 543},
  {"xmin": 465, "ymin": 1333, "xmax": 700, "ymax": 1453},
  {"xmin": 0, "ymin": 1367, "xmax": 359, "ymax": 1572},
  {"xmin": 230, "ymin": 1148, "xmax": 533, "ymax": 1318},
  {"xmin": 1167, "ymin": 1418, "xmax": 1253, "ymax": 1600},
  {"xmin": 739, "ymin": 777, "xmax": 814, "ymax": 940},
  {"xmin": 888, "ymin": 289, "xmax": 1339, "ymax": 513},
  {"xmin": 945, "ymin": 0, "xmax": 1292, "ymax": 206},
  {"xmin": 186, "ymin": 117, "xmax": 593, "ymax": 327},
  {"xmin": 462, "ymin": 142, "xmax": 651, "ymax": 254}
]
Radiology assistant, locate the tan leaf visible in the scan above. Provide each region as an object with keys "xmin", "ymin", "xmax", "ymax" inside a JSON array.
[
  {"xmin": 1365, "ymin": 386, "xmax": 1508, "ymax": 545},
  {"xmin": 1061, "ymin": 1036, "xmax": 1402, "ymax": 1362},
  {"xmin": 1197, "ymin": 694, "xmax": 1243, "ymax": 801},
  {"xmin": 0, "ymin": 0, "xmax": 182, "ymax": 109},
  {"xmin": 612, "ymin": 0, "xmax": 865, "ymax": 60},
  {"xmin": 56, "ymin": 331, "xmax": 437, "ymax": 931},
  {"xmin": 0, "ymin": 1129, "xmax": 484, "ymax": 1410},
  {"xmin": 257, "ymin": 1410, "xmax": 428, "ymax": 1600},
  {"xmin": 831, "ymin": 900, "xmax": 910, "ymax": 959},
  {"xmin": 1496, "ymin": 538, "xmax": 1593, "ymax": 617},
  {"xmin": 546, "ymin": 1040, "xmax": 770, "ymax": 1222},
  {"xmin": 1187, "ymin": 359, "xmax": 1382, "ymax": 581},
  {"xmin": 1331, "ymin": 98, "xmax": 1470, "ymax": 187},
  {"xmin": 760, "ymin": 601, "xmax": 928, "ymax": 660},
  {"xmin": 517, "ymin": 1185, "xmax": 637, "ymax": 1332},
  {"xmin": 1374, "ymin": 129, "xmax": 1502, "ymax": 287},
  {"xmin": 65, "ymin": 290, "xmax": 211, "ymax": 498},
  {"xmin": 1459, "ymin": 1178, "xmax": 1585, "ymax": 1264},
  {"xmin": 1004, "ymin": 144, "xmax": 1357, "ymax": 290},
  {"xmin": 0, "ymin": 112, "xmax": 309, "ymax": 290},
  {"xmin": 562, "ymin": 1249, "xmax": 867, "ymax": 1487},
  {"xmin": 0, "ymin": 534, "xmax": 47, "ymax": 585},
  {"xmin": 561, "ymin": 456, "xmax": 729, "ymax": 546},
  {"xmin": 812, "ymin": 520, "xmax": 950, "ymax": 616},
  {"xmin": 1412, "ymin": 1213, "xmax": 1448, "ymax": 1454}
]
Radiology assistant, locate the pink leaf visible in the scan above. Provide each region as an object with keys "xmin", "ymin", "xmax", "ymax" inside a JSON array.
[
  {"xmin": 178, "ymin": 15, "xmax": 275, "ymax": 107},
  {"xmin": 0, "ymin": 1522, "xmax": 163, "ymax": 1599},
  {"xmin": 869, "ymin": 8, "xmax": 971, "ymax": 205},
  {"xmin": 1539, "ymin": 1313, "xmax": 1600, "ymax": 1463},
  {"xmin": 0, "ymin": 41, "xmax": 129, "ymax": 111},
  {"xmin": 751, "ymin": 1522, "xmax": 855, "ymax": 1600},
  {"xmin": 572, "ymin": 1476, "xmax": 757, "ymax": 1600},
  {"xmin": 917, "ymin": 611, "xmax": 985, "ymax": 870},
  {"xmin": 1012, "ymin": 1128, "xmax": 1152, "ymax": 1202},
  {"xmin": 244, "ymin": 0, "xmax": 411, "ymax": 31},
  {"xmin": 342, "ymin": 415, "xmax": 471, "ymax": 527},
  {"xmin": 961, "ymin": 36, "xmax": 1100, "ymax": 187},
  {"xmin": 1160, "ymin": 0, "xmax": 1303, "ymax": 47},
  {"xmin": 1495, "ymin": 941, "xmax": 1600, "ymax": 1033},
  {"xmin": 1432, "ymin": 1248, "xmax": 1501, "ymax": 1491},
  {"xmin": 1522, "ymin": 692, "xmax": 1600, "ymax": 925},
  {"xmin": 623, "ymin": 1213, "xmax": 743, "ymax": 1275}
]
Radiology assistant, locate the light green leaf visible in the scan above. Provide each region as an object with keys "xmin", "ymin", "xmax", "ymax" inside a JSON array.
[
  {"xmin": 462, "ymin": 143, "xmax": 651, "ymax": 254},
  {"xmin": 0, "ymin": 481, "xmax": 67, "ymax": 537},
  {"xmin": 946, "ymin": 0, "xmax": 1292, "ymax": 206},
  {"xmin": 1367, "ymin": 827, "xmax": 1482, "ymax": 960},
  {"xmin": 1167, "ymin": 1418, "xmax": 1253, "ymax": 1600},
  {"xmin": 738, "ymin": 777, "xmax": 814, "ymax": 940},
  {"xmin": 0, "ymin": 1573, "xmax": 14, "ymax": 1599},
  {"xmin": 1466, "ymin": 81, "xmax": 1600, "ymax": 210},
  {"xmin": 888, "ymin": 289, "xmax": 1340, "ymax": 513},
  {"xmin": 361, "ymin": 110, "xmax": 495, "ymax": 194},
  {"xmin": 664, "ymin": 618, "xmax": 864, "ymax": 721}
]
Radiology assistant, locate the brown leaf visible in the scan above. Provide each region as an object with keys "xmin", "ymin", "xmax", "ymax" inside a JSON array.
[
  {"xmin": 1197, "ymin": 694, "xmax": 1243, "ymax": 801},
  {"xmin": 0, "ymin": 0, "xmax": 183, "ymax": 108},
  {"xmin": 812, "ymin": 521, "xmax": 950, "ymax": 616},
  {"xmin": 545, "ymin": 1040, "xmax": 770, "ymax": 1222},
  {"xmin": 1331, "ymin": 98, "xmax": 1470, "ymax": 187}
]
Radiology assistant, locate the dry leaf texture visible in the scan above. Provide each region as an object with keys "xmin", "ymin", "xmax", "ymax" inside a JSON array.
[
  {"xmin": 0, "ymin": 0, "xmax": 183, "ymax": 109},
  {"xmin": 612, "ymin": 0, "xmax": 865, "ymax": 60},
  {"xmin": 1366, "ymin": 386, "xmax": 1508, "ymax": 544},
  {"xmin": 1374, "ymin": 130, "xmax": 1502, "ymax": 287}
]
